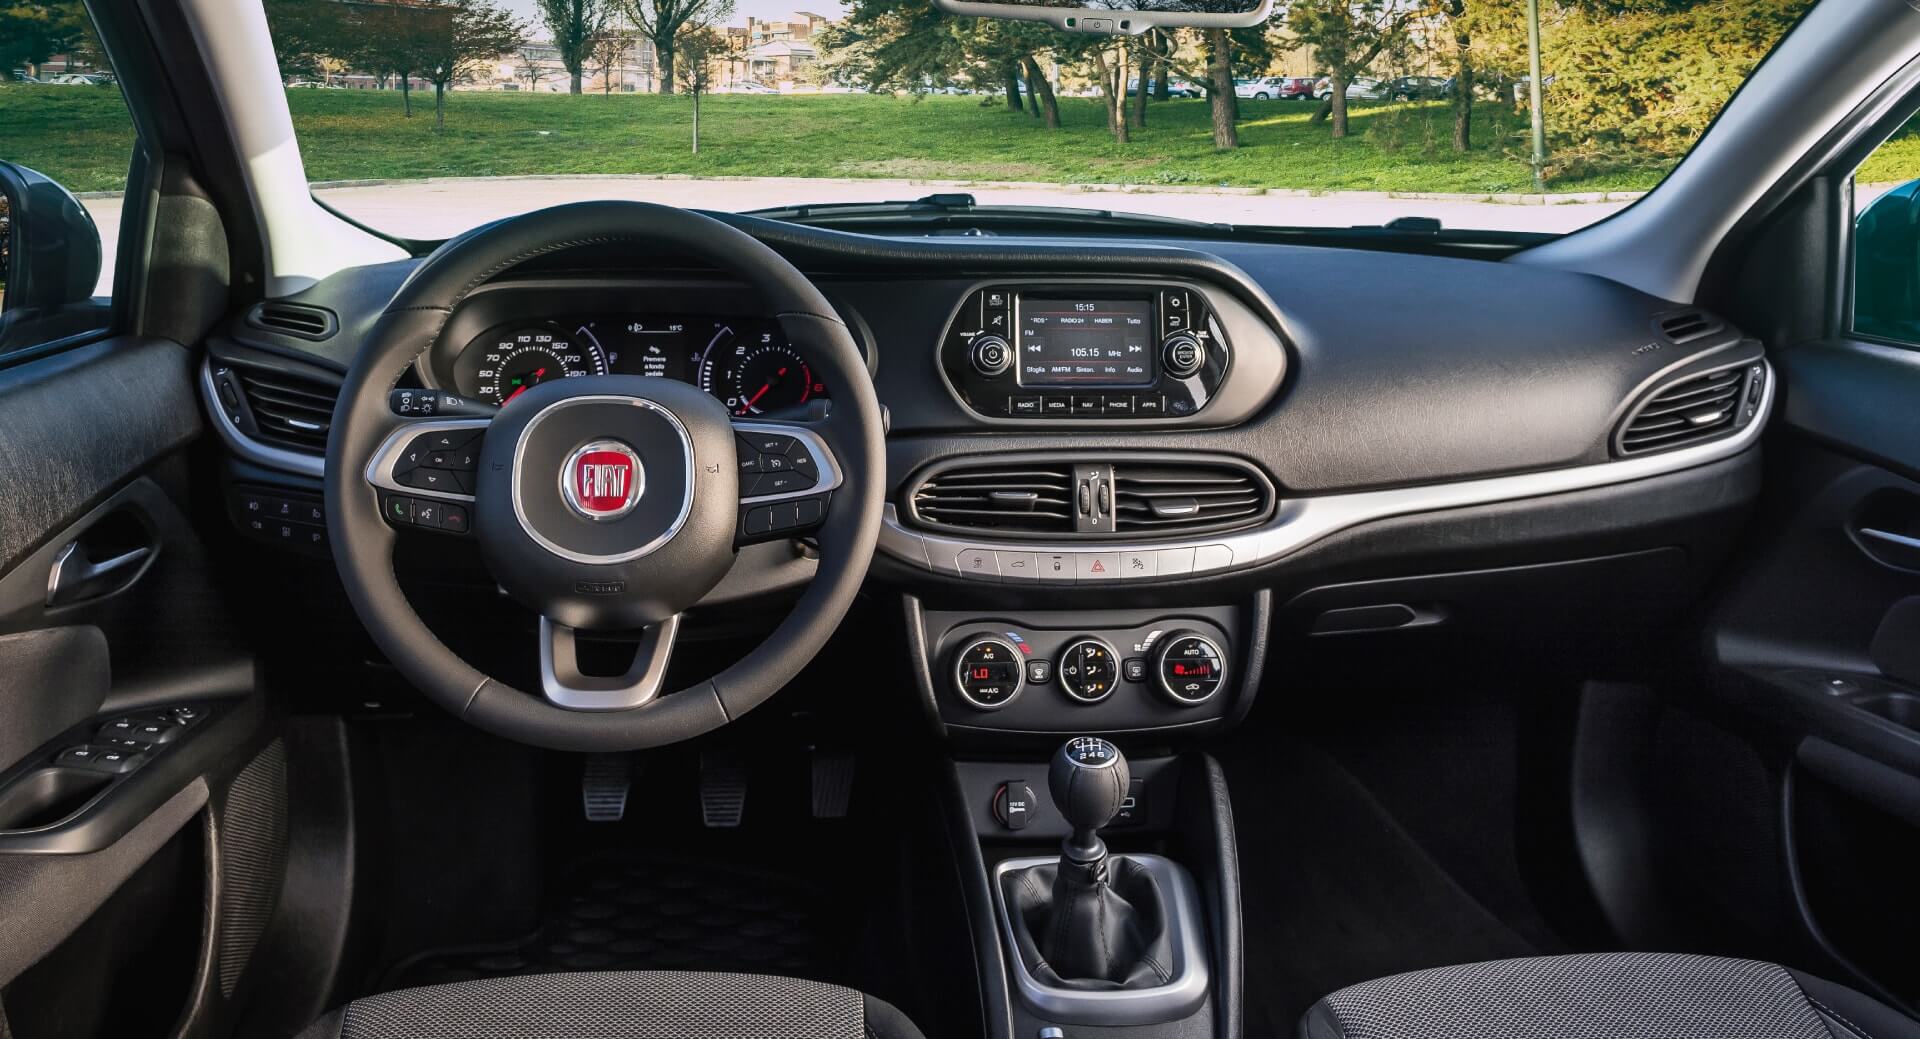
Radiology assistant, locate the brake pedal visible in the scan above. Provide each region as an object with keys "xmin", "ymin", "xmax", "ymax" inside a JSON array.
[
  {"xmin": 699, "ymin": 753, "xmax": 748, "ymax": 828},
  {"xmin": 581, "ymin": 754, "xmax": 632, "ymax": 822},
  {"xmin": 810, "ymin": 751, "xmax": 854, "ymax": 819}
]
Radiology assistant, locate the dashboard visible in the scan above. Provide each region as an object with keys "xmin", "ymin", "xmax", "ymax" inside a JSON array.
[{"xmin": 449, "ymin": 315, "xmax": 828, "ymax": 416}]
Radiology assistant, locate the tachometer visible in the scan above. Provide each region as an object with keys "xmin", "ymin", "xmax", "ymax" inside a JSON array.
[
  {"xmin": 472, "ymin": 326, "xmax": 608, "ymax": 406},
  {"xmin": 700, "ymin": 324, "xmax": 821, "ymax": 416}
]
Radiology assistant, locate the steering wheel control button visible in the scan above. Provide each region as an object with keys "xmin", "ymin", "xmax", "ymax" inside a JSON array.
[
  {"xmin": 397, "ymin": 467, "xmax": 469, "ymax": 494},
  {"xmin": 438, "ymin": 504, "xmax": 470, "ymax": 534},
  {"xmin": 413, "ymin": 500, "xmax": 443, "ymax": 528},
  {"xmin": 993, "ymin": 781, "xmax": 1038, "ymax": 830},
  {"xmin": 383, "ymin": 495, "xmax": 416, "ymax": 526},
  {"xmin": 954, "ymin": 636, "xmax": 1025, "ymax": 710},
  {"xmin": 1057, "ymin": 639, "xmax": 1119, "ymax": 703},
  {"xmin": 1155, "ymin": 632, "xmax": 1226, "ymax": 705}
]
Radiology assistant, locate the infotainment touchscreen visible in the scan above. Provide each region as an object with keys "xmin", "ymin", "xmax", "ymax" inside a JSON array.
[{"xmin": 1017, "ymin": 298, "xmax": 1157, "ymax": 386}]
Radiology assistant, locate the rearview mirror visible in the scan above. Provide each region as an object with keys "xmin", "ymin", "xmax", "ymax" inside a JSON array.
[
  {"xmin": 0, "ymin": 162, "xmax": 105, "ymax": 347},
  {"xmin": 931, "ymin": 0, "xmax": 1270, "ymax": 34}
]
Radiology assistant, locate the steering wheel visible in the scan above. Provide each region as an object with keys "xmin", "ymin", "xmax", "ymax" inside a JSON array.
[{"xmin": 323, "ymin": 202, "xmax": 885, "ymax": 752}]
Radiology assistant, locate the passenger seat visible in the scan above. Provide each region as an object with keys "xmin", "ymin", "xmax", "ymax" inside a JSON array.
[{"xmin": 1299, "ymin": 952, "xmax": 1918, "ymax": 1039}]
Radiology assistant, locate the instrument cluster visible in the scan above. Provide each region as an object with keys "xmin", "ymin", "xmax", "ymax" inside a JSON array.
[{"xmin": 449, "ymin": 315, "xmax": 828, "ymax": 417}]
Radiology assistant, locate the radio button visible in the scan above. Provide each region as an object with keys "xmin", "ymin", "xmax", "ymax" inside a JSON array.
[{"xmin": 1007, "ymin": 395, "xmax": 1043, "ymax": 417}]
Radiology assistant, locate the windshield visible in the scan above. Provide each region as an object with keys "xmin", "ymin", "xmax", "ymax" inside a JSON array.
[{"xmin": 1, "ymin": 0, "xmax": 1856, "ymax": 243}]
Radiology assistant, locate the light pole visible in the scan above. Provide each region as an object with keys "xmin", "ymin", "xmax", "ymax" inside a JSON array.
[{"xmin": 1525, "ymin": 0, "xmax": 1546, "ymax": 192}]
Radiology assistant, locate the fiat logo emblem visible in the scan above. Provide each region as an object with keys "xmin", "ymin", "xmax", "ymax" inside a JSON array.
[{"xmin": 560, "ymin": 440, "xmax": 644, "ymax": 521}]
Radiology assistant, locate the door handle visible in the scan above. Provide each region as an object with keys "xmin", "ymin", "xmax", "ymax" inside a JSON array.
[{"xmin": 46, "ymin": 540, "xmax": 153, "ymax": 608}]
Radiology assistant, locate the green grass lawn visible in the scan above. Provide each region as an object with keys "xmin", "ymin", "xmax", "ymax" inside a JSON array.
[{"xmin": 5, "ymin": 84, "xmax": 1918, "ymax": 196}]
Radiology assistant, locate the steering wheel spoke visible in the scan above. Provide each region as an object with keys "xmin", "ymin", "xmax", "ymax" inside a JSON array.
[
  {"xmin": 540, "ymin": 614, "xmax": 681, "ymax": 711},
  {"xmin": 732, "ymin": 418, "xmax": 842, "ymax": 545},
  {"xmin": 365, "ymin": 413, "xmax": 492, "ymax": 538}
]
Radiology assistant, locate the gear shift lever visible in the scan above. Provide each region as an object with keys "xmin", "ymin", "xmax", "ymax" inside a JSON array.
[{"xmin": 1049, "ymin": 736, "xmax": 1130, "ymax": 865}]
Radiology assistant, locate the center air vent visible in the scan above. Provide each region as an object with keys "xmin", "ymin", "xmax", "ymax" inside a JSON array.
[
  {"xmin": 1656, "ymin": 310, "xmax": 1726, "ymax": 345},
  {"xmin": 247, "ymin": 301, "xmax": 338, "ymax": 341},
  {"xmin": 910, "ymin": 463, "xmax": 1076, "ymax": 534},
  {"xmin": 1616, "ymin": 362, "xmax": 1760, "ymax": 456},
  {"xmin": 216, "ymin": 361, "xmax": 340, "ymax": 455},
  {"xmin": 1113, "ymin": 462, "xmax": 1273, "ymax": 536}
]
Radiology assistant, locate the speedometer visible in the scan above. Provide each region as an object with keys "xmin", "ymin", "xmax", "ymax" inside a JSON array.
[{"xmin": 471, "ymin": 326, "xmax": 608, "ymax": 406}]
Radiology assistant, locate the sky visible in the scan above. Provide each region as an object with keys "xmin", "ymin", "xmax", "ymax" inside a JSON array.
[{"xmin": 498, "ymin": 0, "xmax": 847, "ymax": 31}]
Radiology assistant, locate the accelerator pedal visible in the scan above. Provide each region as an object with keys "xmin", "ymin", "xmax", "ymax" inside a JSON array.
[
  {"xmin": 811, "ymin": 751, "xmax": 855, "ymax": 819},
  {"xmin": 699, "ymin": 753, "xmax": 748, "ymax": 828},
  {"xmin": 581, "ymin": 754, "xmax": 633, "ymax": 823}
]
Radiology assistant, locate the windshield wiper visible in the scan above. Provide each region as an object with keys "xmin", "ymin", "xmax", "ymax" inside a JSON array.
[{"xmin": 743, "ymin": 193, "xmax": 1235, "ymax": 234}]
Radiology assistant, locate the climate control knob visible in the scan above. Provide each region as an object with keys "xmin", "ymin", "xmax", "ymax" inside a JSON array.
[
  {"xmin": 1057, "ymin": 638, "xmax": 1120, "ymax": 704},
  {"xmin": 970, "ymin": 335, "xmax": 1013, "ymax": 377},
  {"xmin": 1153, "ymin": 630, "xmax": 1226, "ymax": 705},
  {"xmin": 953, "ymin": 635, "xmax": 1024, "ymax": 710},
  {"xmin": 1162, "ymin": 333, "xmax": 1205, "ymax": 378}
]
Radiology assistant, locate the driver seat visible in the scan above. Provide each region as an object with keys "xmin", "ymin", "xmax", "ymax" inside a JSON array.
[{"xmin": 296, "ymin": 970, "xmax": 928, "ymax": 1039}]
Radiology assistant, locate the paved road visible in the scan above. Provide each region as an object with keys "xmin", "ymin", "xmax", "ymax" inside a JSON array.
[{"xmin": 77, "ymin": 176, "xmax": 1900, "ymax": 297}]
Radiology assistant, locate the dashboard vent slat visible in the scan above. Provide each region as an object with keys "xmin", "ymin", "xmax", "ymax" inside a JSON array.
[
  {"xmin": 1617, "ymin": 364, "xmax": 1754, "ymax": 456},
  {"xmin": 233, "ymin": 364, "xmax": 340, "ymax": 454},
  {"xmin": 1113, "ymin": 463, "xmax": 1273, "ymax": 536},
  {"xmin": 247, "ymin": 302, "xmax": 339, "ymax": 341},
  {"xmin": 1657, "ymin": 310, "xmax": 1726, "ymax": 345},
  {"xmin": 912, "ymin": 464, "xmax": 1076, "ymax": 534}
]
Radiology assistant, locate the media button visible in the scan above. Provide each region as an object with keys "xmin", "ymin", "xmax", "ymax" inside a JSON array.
[{"xmin": 1042, "ymin": 397, "xmax": 1073, "ymax": 417}]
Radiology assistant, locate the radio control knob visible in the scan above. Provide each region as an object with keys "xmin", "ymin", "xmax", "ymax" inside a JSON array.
[
  {"xmin": 970, "ymin": 336, "xmax": 1013, "ymax": 377},
  {"xmin": 1162, "ymin": 334, "xmax": 1205, "ymax": 378}
]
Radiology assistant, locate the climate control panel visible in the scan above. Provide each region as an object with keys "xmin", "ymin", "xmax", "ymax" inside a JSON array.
[
  {"xmin": 929, "ymin": 609, "xmax": 1240, "ymax": 732},
  {"xmin": 940, "ymin": 283, "xmax": 1231, "ymax": 421}
]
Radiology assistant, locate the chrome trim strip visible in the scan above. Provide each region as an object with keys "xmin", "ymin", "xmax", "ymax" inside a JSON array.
[
  {"xmin": 1860, "ymin": 527, "xmax": 1920, "ymax": 552},
  {"xmin": 733, "ymin": 420, "xmax": 845, "ymax": 505},
  {"xmin": 199, "ymin": 359, "xmax": 325, "ymax": 479},
  {"xmin": 991, "ymin": 854, "xmax": 1210, "ymax": 1025},
  {"xmin": 365, "ymin": 419, "xmax": 490, "ymax": 503},
  {"xmin": 510, "ymin": 395, "xmax": 696, "ymax": 566},
  {"xmin": 540, "ymin": 614, "xmax": 680, "ymax": 711},
  {"xmin": 884, "ymin": 361, "xmax": 1774, "ymax": 582}
]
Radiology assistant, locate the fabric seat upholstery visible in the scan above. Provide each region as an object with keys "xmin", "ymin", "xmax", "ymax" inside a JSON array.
[
  {"xmin": 298, "ymin": 970, "xmax": 927, "ymax": 1039},
  {"xmin": 1299, "ymin": 952, "xmax": 1920, "ymax": 1039}
]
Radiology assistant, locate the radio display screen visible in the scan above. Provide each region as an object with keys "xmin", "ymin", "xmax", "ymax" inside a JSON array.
[{"xmin": 1017, "ymin": 298, "xmax": 1157, "ymax": 386}]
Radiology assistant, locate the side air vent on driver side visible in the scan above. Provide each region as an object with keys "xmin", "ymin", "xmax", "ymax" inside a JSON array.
[
  {"xmin": 1113, "ymin": 462, "xmax": 1273, "ymax": 536},
  {"xmin": 229, "ymin": 363, "xmax": 339, "ymax": 454},
  {"xmin": 910, "ymin": 463, "xmax": 1077, "ymax": 534},
  {"xmin": 1656, "ymin": 310, "xmax": 1725, "ymax": 345},
  {"xmin": 247, "ymin": 301, "xmax": 338, "ymax": 341},
  {"xmin": 1615, "ymin": 363, "xmax": 1757, "ymax": 456}
]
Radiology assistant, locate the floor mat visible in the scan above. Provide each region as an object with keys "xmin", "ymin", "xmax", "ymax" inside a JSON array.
[{"xmin": 382, "ymin": 853, "xmax": 845, "ymax": 990}]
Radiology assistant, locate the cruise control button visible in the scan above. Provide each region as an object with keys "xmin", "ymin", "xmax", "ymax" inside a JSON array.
[
  {"xmin": 757, "ymin": 471, "xmax": 810, "ymax": 495},
  {"xmin": 738, "ymin": 454, "xmax": 763, "ymax": 474},
  {"xmin": 762, "ymin": 454, "xmax": 789, "ymax": 472},
  {"xmin": 744, "ymin": 433, "xmax": 796, "ymax": 456},
  {"xmin": 788, "ymin": 450, "xmax": 818, "ymax": 478}
]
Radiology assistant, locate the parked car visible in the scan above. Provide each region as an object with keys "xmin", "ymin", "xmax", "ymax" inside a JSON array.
[
  {"xmin": 1234, "ymin": 76, "xmax": 1284, "ymax": 101},
  {"xmin": 1314, "ymin": 76, "xmax": 1387, "ymax": 101},
  {"xmin": 1275, "ymin": 76, "xmax": 1318, "ymax": 100},
  {"xmin": 1126, "ymin": 78, "xmax": 1202, "ymax": 99},
  {"xmin": 7, "ymin": 70, "xmax": 49, "ymax": 84},
  {"xmin": 727, "ymin": 81, "xmax": 781, "ymax": 95},
  {"xmin": 1387, "ymin": 76, "xmax": 1449, "ymax": 101},
  {"xmin": 44, "ymin": 73, "xmax": 109, "ymax": 86}
]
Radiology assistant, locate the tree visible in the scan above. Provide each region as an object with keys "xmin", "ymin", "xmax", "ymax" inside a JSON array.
[
  {"xmin": 264, "ymin": 0, "xmax": 352, "ymax": 83},
  {"xmin": 1286, "ymin": 0, "xmax": 1415, "ymax": 138},
  {"xmin": 417, "ymin": 0, "xmax": 527, "ymax": 130},
  {"xmin": 535, "ymin": 0, "xmax": 607, "ymax": 93},
  {"xmin": 674, "ymin": 24, "xmax": 725, "ymax": 152},
  {"xmin": 588, "ymin": 27, "xmax": 634, "ymax": 93},
  {"xmin": 618, "ymin": 0, "xmax": 733, "ymax": 93},
  {"xmin": 1433, "ymin": 0, "xmax": 1474, "ymax": 151},
  {"xmin": 1203, "ymin": 28, "xmax": 1237, "ymax": 149},
  {"xmin": 516, "ymin": 47, "xmax": 554, "ymax": 90},
  {"xmin": 354, "ymin": 3, "xmax": 438, "ymax": 115}
]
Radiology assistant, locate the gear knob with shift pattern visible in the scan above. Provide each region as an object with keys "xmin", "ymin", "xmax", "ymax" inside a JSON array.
[{"xmin": 1049, "ymin": 736, "xmax": 1130, "ymax": 864}]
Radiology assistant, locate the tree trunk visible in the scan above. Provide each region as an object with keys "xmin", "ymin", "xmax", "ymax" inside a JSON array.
[
  {"xmin": 1153, "ymin": 34, "xmax": 1170, "ymax": 102},
  {"xmin": 1130, "ymin": 46, "xmax": 1149, "ymax": 128},
  {"xmin": 692, "ymin": 90, "xmax": 700, "ymax": 152},
  {"xmin": 1023, "ymin": 55, "xmax": 1060, "ymax": 129},
  {"xmin": 571, "ymin": 67, "xmax": 583, "ymax": 94},
  {"xmin": 1093, "ymin": 49, "xmax": 1127, "ymax": 144},
  {"xmin": 1205, "ymin": 29, "xmax": 1236, "ymax": 150},
  {"xmin": 433, "ymin": 82, "xmax": 445, "ymax": 131},
  {"xmin": 401, "ymin": 76, "xmax": 413, "ymax": 117},
  {"xmin": 658, "ymin": 46, "xmax": 676, "ymax": 93},
  {"xmin": 1005, "ymin": 65, "xmax": 1023, "ymax": 112},
  {"xmin": 1450, "ymin": 23, "xmax": 1474, "ymax": 151},
  {"xmin": 1330, "ymin": 74, "xmax": 1350, "ymax": 137}
]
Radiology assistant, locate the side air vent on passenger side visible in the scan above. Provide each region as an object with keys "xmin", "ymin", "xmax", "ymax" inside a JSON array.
[
  {"xmin": 1656, "ymin": 310, "xmax": 1726, "ymax": 345},
  {"xmin": 1615, "ymin": 362, "xmax": 1763, "ymax": 456},
  {"xmin": 247, "ymin": 301, "xmax": 338, "ymax": 341},
  {"xmin": 1113, "ymin": 462, "xmax": 1273, "ymax": 536},
  {"xmin": 226, "ymin": 362, "xmax": 340, "ymax": 454},
  {"xmin": 909, "ymin": 463, "xmax": 1077, "ymax": 535}
]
